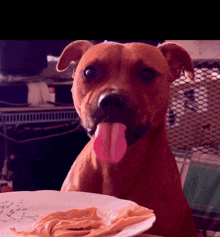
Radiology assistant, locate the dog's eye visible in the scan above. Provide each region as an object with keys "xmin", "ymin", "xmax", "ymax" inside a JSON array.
[
  {"xmin": 139, "ymin": 68, "xmax": 155, "ymax": 83},
  {"xmin": 83, "ymin": 66, "xmax": 97, "ymax": 81}
]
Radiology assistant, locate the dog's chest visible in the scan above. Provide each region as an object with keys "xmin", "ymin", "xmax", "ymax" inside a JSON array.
[{"xmin": 100, "ymin": 164, "xmax": 138, "ymax": 198}]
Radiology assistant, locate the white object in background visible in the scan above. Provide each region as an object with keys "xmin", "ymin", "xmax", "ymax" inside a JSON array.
[
  {"xmin": 1, "ymin": 158, "xmax": 8, "ymax": 176},
  {"xmin": 28, "ymin": 82, "xmax": 50, "ymax": 106}
]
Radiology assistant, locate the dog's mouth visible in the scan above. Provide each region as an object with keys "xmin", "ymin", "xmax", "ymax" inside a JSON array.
[
  {"xmin": 86, "ymin": 119, "xmax": 150, "ymax": 164},
  {"xmin": 93, "ymin": 122, "xmax": 127, "ymax": 164},
  {"xmin": 84, "ymin": 91, "xmax": 151, "ymax": 164},
  {"xmin": 87, "ymin": 119, "xmax": 150, "ymax": 146}
]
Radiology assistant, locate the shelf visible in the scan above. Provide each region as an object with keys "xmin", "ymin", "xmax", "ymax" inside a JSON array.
[{"xmin": 0, "ymin": 106, "xmax": 78, "ymax": 126}]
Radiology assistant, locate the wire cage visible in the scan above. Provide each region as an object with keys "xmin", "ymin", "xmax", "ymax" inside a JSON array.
[{"xmin": 167, "ymin": 60, "xmax": 220, "ymax": 155}]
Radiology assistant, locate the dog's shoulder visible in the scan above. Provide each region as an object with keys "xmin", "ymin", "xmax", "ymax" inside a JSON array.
[{"xmin": 61, "ymin": 139, "xmax": 103, "ymax": 192}]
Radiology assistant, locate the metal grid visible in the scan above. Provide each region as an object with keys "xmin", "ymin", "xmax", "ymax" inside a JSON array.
[
  {"xmin": 0, "ymin": 107, "xmax": 79, "ymax": 171},
  {"xmin": 167, "ymin": 60, "xmax": 220, "ymax": 155},
  {"xmin": 0, "ymin": 108, "xmax": 78, "ymax": 126}
]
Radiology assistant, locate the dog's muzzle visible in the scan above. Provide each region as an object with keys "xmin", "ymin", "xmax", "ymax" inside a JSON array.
[
  {"xmin": 97, "ymin": 91, "xmax": 129, "ymax": 123},
  {"xmin": 87, "ymin": 91, "xmax": 150, "ymax": 147}
]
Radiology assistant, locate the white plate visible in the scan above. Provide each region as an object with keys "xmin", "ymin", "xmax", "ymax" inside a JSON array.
[{"xmin": 0, "ymin": 190, "xmax": 155, "ymax": 237}]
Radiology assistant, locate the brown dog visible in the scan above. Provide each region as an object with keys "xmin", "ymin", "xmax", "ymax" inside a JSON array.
[{"xmin": 57, "ymin": 41, "xmax": 201, "ymax": 237}]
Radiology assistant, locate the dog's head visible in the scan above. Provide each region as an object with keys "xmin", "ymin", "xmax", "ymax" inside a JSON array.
[{"xmin": 57, "ymin": 41, "xmax": 194, "ymax": 162}]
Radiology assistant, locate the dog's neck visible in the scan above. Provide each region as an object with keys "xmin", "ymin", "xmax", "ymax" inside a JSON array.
[{"xmin": 98, "ymin": 122, "xmax": 170, "ymax": 197}]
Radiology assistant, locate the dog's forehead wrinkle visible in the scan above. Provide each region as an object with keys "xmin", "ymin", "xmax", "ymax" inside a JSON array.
[
  {"xmin": 82, "ymin": 53, "xmax": 157, "ymax": 73},
  {"xmin": 84, "ymin": 44, "xmax": 166, "ymax": 74},
  {"xmin": 80, "ymin": 44, "xmax": 124, "ymax": 67}
]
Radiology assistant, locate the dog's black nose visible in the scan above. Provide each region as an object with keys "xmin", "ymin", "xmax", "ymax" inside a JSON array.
[
  {"xmin": 91, "ymin": 92, "xmax": 130, "ymax": 128},
  {"xmin": 98, "ymin": 92, "xmax": 127, "ymax": 110}
]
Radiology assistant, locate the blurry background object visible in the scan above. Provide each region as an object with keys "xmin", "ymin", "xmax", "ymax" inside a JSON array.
[{"xmin": 0, "ymin": 40, "xmax": 73, "ymax": 77}]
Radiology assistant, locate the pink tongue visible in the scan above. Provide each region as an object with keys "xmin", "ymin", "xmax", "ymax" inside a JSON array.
[{"xmin": 94, "ymin": 123, "xmax": 127, "ymax": 163}]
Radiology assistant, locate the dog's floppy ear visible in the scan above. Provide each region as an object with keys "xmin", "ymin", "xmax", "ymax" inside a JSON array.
[
  {"xmin": 157, "ymin": 42, "xmax": 194, "ymax": 83},
  {"xmin": 56, "ymin": 40, "xmax": 93, "ymax": 72}
]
